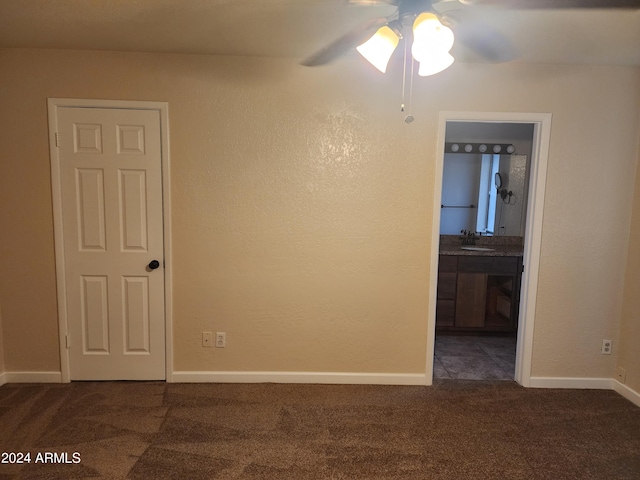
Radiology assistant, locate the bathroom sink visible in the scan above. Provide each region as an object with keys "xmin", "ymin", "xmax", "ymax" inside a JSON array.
[{"xmin": 461, "ymin": 246, "xmax": 495, "ymax": 252}]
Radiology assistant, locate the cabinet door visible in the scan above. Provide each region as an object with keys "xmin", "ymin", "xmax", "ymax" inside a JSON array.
[
  {"xmin": 455, "ymin": 273, "xmax": 487, "ymax": 327},
  {"xmin": 437, "ymin": 273, "xmax": 457, "ymax": 300}
]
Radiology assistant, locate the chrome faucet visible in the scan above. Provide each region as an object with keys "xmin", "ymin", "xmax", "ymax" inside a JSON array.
[{"xmin": 460, "ymin": 230, "xmax": 480, "ymax": 246}]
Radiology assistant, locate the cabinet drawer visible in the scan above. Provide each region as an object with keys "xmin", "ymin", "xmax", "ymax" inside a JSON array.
[
  {"xmin": 438, "ymin": 255, "xmax": 458, "ymax": 273},
  {"xmin": 458, "ymin": 256, "xmax": 518, "ymax": 274}
]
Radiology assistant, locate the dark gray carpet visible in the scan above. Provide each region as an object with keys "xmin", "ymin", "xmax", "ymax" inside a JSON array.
[{"xmin": 1, "ymin": 381, "xmax": 639, "ymax": 479}]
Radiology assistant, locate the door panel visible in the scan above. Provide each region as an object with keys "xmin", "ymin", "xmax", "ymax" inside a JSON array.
[
  {"xmin": 81, "ymin": 275, "xmax": 109, "ymax": 353},
  {"xmin": 122, "ymin": 276, "xmax": 150, "ymax": 353},
  {"xmin": 58, "ymin": 107, "xmax": 165, "ymax": 380},
  {"xmin": 76, "ymin": 169, "xmax": 107, "ymax": 250},
  {"xmin": 119, "ymin": 169, "xmax": 148, "ymax": 251}
]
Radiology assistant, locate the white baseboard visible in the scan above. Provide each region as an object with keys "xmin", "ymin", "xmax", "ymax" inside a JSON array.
[
  {"xmin": 3, "ymin": 371, "xmax": 62, "ymax": 383},
  {"xmin": 613, "ymin": 380, "xmax": 640, "ymax": 408},
  {"xmin": 171, "ymin": 371, "xmax": 428, "ymax": 386},
  {"xmin": 528, "ymin": 377, "xmax": 614, "ymax": 390},
  {"xmin": 0, "ymin": 370, "xmax": 636, "ymax": 408},
  {"xmin": 504, "ymin": 376, "xmax": 640, "ymax": 407}
]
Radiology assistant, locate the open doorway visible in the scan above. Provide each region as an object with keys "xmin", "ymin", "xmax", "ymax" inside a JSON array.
[
  {"xmin": 435, "ymin": 122, "xmax": 533, "ymax": 380},
  {"xmin": 427, "ymin": 112, "xmax": 552, "ymax": 386}
]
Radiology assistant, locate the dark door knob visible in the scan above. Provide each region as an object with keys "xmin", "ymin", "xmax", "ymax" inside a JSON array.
[{"xmin": 148, "ymin": 260, "xmax": 160, "ymax": 270}]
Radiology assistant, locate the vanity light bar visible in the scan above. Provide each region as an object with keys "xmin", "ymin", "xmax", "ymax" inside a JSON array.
[{"xmin": 445, "ymin": 143, "xmax": 516, "ymax": 154}]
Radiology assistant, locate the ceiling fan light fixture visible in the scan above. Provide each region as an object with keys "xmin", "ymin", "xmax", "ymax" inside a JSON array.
[
  {"xmin": 412, "ymin": 13, "xmax": 440, "ymax": 35},
  {"xmin": 411, "ymin": 11, "xmax": 455, "ymax": 75},
  {"xmin": 417, "ymin": 52, "xmax": 454, "ymax": 76},
  {"xmin": 356, "ymin": 25, "xmax": 401, "ymax": 73},
  {"xmin": 412, "ymin": 13, "xmax": 454, "ymax": 57}
]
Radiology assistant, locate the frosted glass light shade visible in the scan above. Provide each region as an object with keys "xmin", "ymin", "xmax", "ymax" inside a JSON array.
[
  {"xmin": 412, "ymin": 11, "xmax": 454, "ymax": 75},
  {"xmin": 412, "ymin": 13, "xmax": 454, "ymax": 58},
  {"xmin": 417, "ymin": 52, "xmax": 454, "ymax": 76},
  {"xmin": 413, "ymin": 13, "xmax": 440, "ymax": 37},
  {"xmin": 356, "ymin": 25, "xmax": 401, "ymax": 73}
]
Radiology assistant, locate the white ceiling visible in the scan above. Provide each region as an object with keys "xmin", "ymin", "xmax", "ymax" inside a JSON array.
[{"xmin": 1, "ymin": 0, "xmax": 639, "ymax": 66}]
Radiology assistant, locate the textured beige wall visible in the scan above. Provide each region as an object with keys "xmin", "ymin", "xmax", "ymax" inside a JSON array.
[
  {"xmin": 619, "ymin": 137, "xmax": 640, "ymax": 393},
  {"xmin": 0, "ymin": 48, "xmax": 638, "ymax": 379}
]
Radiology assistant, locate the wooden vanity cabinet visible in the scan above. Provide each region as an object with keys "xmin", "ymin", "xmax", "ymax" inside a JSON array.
[
  {"xmin": 436, "ymin": 254, "xmax": 523, "ymax": 332},
  {"xmin": 456, "ymin": 273, "xmax": 488, "ymax": 328}
]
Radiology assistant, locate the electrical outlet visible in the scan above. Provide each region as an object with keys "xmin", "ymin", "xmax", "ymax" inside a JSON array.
[
  {"xmin": 601, "ymin": 339, "xmax": 612, "ymax": 355},
  {"xmin": 617, "ymin": 367, "xmax": 626, "ymax": 384},
  {"xmin": 202, "ymin": 331, "xmax": 213, "ymax": 347},
  {"xmin": 215, "ymin": 332, "xmax": 226, "ymax": 348}
]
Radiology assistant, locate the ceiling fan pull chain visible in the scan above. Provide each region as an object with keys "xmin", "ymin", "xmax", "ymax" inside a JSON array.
[
  {"xmin": 401, "ymin": 35, "xmax": 408, "ymax": 113},
  {"xmin": 405, "ymin": 44, "xmax": 415, "ymax": 123}
]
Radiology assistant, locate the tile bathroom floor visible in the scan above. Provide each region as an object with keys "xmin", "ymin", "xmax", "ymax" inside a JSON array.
[{"xmin": 434, "ymin": 334, "xmax": 517, "ymax": 380}]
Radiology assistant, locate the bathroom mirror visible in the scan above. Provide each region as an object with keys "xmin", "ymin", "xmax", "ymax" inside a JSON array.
[{"xmin": 440, "ymin": 153, "xmax": 528, "ymax": 236}]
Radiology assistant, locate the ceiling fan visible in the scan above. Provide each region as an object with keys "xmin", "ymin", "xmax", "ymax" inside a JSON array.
[{"xmin": 301, "ymin": 0, "xmax": 640, "ymax": 73}]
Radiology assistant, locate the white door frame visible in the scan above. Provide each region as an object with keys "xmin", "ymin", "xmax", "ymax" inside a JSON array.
[
  {"xmin": 426, "ymin": 111, "xmax": 552, "ymax": 387},
  {"xmin": 48, "ymin": 98, "xmax": 173, "ymax": 383}
]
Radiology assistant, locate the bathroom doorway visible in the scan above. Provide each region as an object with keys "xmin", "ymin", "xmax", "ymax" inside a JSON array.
[{"xmin": 427, "ymin": 112, "xmax": 552, "ymax": 386}]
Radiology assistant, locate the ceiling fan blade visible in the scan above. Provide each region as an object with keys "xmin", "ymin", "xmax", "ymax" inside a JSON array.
[
  {"xmin": 458, "ymin": 0, "xmax": 640, "ymax": 8},
  {"xmin": 301, "ymin": 16, "xmax": 390, "ymax": 67},
  {"xmin": 442, "ymin": 10, "xmax": 518, "ymax": 62}
]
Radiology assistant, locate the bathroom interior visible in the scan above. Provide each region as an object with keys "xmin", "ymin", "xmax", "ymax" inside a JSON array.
[{"xmin": 434, "ymin": 121, "xmax": 534, "ymax": 381}]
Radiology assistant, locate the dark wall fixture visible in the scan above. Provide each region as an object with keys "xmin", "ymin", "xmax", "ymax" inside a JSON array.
[{"xmin": 445, "ymin": 143, "xmax": 516, "ymax": 154}]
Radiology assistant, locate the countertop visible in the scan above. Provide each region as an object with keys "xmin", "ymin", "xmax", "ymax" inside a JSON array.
[
  {"xmin": 439, "ymin": 245, "xmax": 524, "ymax": 257},
  {"xmin": 438, "ymin": 236, "xmax": 524, "ymax": 257}
]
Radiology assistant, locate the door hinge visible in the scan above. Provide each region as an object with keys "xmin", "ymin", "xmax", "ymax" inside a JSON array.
[
  {"xmin": 65, "ymin": 334, "xmax": 71, "ymax": 349},
  {"xmin": 55, "ymin": 132, "xmax": 61, "ymax": 147}
]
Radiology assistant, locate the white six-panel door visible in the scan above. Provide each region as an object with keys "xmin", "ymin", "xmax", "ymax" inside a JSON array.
[{"xmin": 57, "ymin": 107, "xmax": 165, "ymax": 380}]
